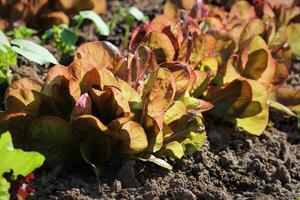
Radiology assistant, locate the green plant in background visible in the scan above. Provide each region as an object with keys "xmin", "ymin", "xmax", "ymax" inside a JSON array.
[
  {"xmin": 0, "ymin": 132, "xmax": 45, "ymax": 200},
  {"xmin": 42, "ymin": 24, "xmax": 78, "ymax": 54},
  {"xmin": 74, "ymin": 10, "xmax": 110, "ymax": 36},
  {"xmin": 0, "ymin": 31, "xmax": 17, "ymax": 85},
  {"xmin": 0, "ymin": 47, "xmax": 17, "ymax": 85},
  {"xmin": 108, "ymin": 6, "xmax": 148, "ymax": 48},
  {"xmin": 6, "ymin": 26, "xmax": 37, "ymax": 39}
]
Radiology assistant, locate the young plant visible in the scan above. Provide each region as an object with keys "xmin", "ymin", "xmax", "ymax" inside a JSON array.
[
  {"xmin": 42, "ymin": 24, "xmax": 78, "ymax": 54},
  {"xmin": 108, "ymin": 7, "xmax": 148, "ymax": 48},
  {"xmin": 6, "ymin": 26, "xmax": 37, "ymax": 39},
  {"xmin": 0, "ymin": 132, "xmax": 45, "ymax": 200},
  {"xmin": 0, "ymin": 31, "xmax": 17, "ymax": 86},
  {"xmin": 74, "ymin": 10, "xmax": 109, "ymax": 36}
]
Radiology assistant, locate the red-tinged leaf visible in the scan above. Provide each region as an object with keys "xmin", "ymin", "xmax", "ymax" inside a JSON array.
[
  {"xmin": 43, "ymin": 71, "xmax": 75, "ymax": 116},
  {"xmin": 44, "ymin": 11, "xmax": 70, "ymax": 27},
  {"xmin": 192, "ymin": 70, "xmax": 212, "ymax": 97},
  {"xmin": 190, "ymin": 34, "xmax": 216, "ymax": 64},
  {"xmin": 117, "ymin": 78, "xmax": 142, "ymax": 110},
  {"xmin": 90, "ymin": 87, "xmax": 130, "ymax": 125},
  {"xmin": 29, "ymin": 116, "xmax": 80, "ymax": 166},
  {"xmin": 160, "ymin": 62, "xmax": 196, "ymax": 94},
  {"xmin": 229, "ymin": 1, "xmax": 256, "ymax": 22},
  {"xmin": 74, "ymin": 41, "xmax": 123, "ymax": 71},
  {"xmin": 205, "ymin": 79, "xmax": 253, "ymax": 118},
  {"xmin": 73, "ymin": 114, "xmax": 108, "ymax": 138},
  {"xmin": 44, "ymin": 65, "xmax": 71, "ymax": 85},
  {"xmin": 0, "ymin": 112, "xmax": 34, "ymax": 149},
  {"xmin": 239, "ymin": 36, "xmax": 276, "ymax": 87},
  {"xmin": 274, "ymin": 86, "xmax": 300, "ymax": 112},
  {"xmin": 107, "ymin": 114, "xmax": 134, "ymax": 133},
  {"xmin": 152, "ymin": 14, "xmax": 176, "ymax": 27},
  {"xmin": 242, "ymin": 49, "xmax": 269, "ymax": 80},
  {"xmin": 239, "ymin": 18, "xmax": 265, "ymax": 48},
  {"xmin": 129, "ymin": 22, "xmax": 165, "ymax": 51},
  {"xmin": 5, "ymin": 89, "xmax": 44, "ymax": 116},
  {"xmin": 74, "ymin": 0, "xmax": 107, "ymax": 13},
  {"xmin": 142, "ymin": 68, "xmax": 176, "ymax": 110},
  {"xmin": 71, "ymin": 93, "xmax": 92, "ymax": 120},
  {"xmin": 142, "ymin": 31, "xmax": 176, "ymax": 64},
  {"xmin": 7, "ymin": 78, "xmax": 42, "ymax": 92},
  {"xmin": 127, "ymin": 45, "xmax": 158, "ymax": 88},
  {"xmin": 196, "ymin": 56, "xmax": 219, "ymax": 79},
  {"xmin": 272, "ymin": 62, "xmax": 288, "ymax": 86},
  {"xmin": 116, "ymin": 121, "xmax": 148, "ymax": 154}
]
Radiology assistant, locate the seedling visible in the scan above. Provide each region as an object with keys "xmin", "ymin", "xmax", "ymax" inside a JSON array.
[
  {"xmin": 6, "ymin": 26, "xmax": 37, "ymax": 39},
  {"xmin": 74, "ymin": 10, "xmax": 110, "ymax": 36},
  {"xmin": 42, "ymin": 24, "xmax": 78, "ymax": 54},
  {"xmin": 108, "ymin": 6, "xmax": 148, "ymax": 48}
]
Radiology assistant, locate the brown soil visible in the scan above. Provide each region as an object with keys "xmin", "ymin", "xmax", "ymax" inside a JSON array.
[{"xmin": 2, "ymin": 0, "xmax": 300, "ymax": 199}]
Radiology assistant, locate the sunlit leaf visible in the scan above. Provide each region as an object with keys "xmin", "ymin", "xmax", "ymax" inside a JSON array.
[
  {"xmin": 11, "ymin": 39, "xmax": 58, "ymax": 65},
  {"xmin": 236, "ymin": 80, "xmax": 268, "ymax": 136},
  {"xmin": 142, "ymin": 31, "xmax": 175, "ymax": 64},
  {"xmin": 164, "ymin": 101, "xmax": 187, "ymax": 125},
  {"xmin": 137, "ymin": 154, "xmax": 173, "ymax": 170},
  {"xmin": 74, "ymin": 41, "xmax": 122, "ymax": 71},
  {"xmin": 117, "ymin": 121, "xmax": 148, "ymax": 154},
  {"xmin": 268, "ymin": 100, "xmax": 296, "ymax": 117},
  {"xmin": 190, "ymin": 34, "xmax": 216, "ymax": 64},
  {"xmin": 75, "ymin": 10, "xmax": 109, "ymax": 36},
  {"xmin": 287, "ymin": 23, "xmax": 300, "ymax": 56},
  {"xmin": 162, "ymin": 141, "xmax": 184, "ymax": 159}
]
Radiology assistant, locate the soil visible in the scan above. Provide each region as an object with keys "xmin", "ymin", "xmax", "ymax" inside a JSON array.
[{"xmin": 2, "ymin": 0, "xmax": 300, "ymax": 199}]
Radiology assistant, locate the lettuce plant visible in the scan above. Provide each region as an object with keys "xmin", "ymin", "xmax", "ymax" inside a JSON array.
[
  {"xmin": 0, "ymin": 0, "xmax": 106, "ymax": 30},
  {"xmin": 129, "ymin": 0, "xmax": 300, "ymax": 136},
  {"xmin": 0, "ymin": 41, "xmax": 212, "ymax": 170}
]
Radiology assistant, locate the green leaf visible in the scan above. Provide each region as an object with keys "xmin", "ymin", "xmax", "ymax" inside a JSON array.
[
  {"xmin": 137, "ymin": 154, "xmax": 173, "ymax": 170},
  {"xmin": 0, "ymin": 46, "xmax": 17, "ymax": 70},
  {"xmin": 236, "ymin": 80, "xmax": 268, "ymax": 136},
  {"xmin": 268, "ymin": 100, "xmax": 296, "ymax": 117},
  {"xmin": 128, "ymin": 7, "xmax": 148, "ymax": 22},
  {"xmin": 205, "ymin": 79, "xmax": 253, "ymax": 118},
  {"xmin": 7, "ymin": 26, "xmax": 37, "ymax": 39},
  {"xmin": 162, "ymin": 141, "xmax": 184, "ymax": 159},
  {"xmin": 0, "ymin": 177, "xmax": 10, "ymax": 200},
  {"xmin": 0, "ymin": 132, "xmax": 13, "ymax": 150},
  {"xmin": 0, "ymin": 31, "xmax": 10, "ymax": 53},
  {"xmin": 0, "ymin": 131, "xmax": 45, "ymax": 185},
  {"xmin": 60, "ymin": 26, "xmax": 78, "ymax": 47},
  {"xmin": 11, "ymin": 39, "xmax": 58, "ymax": 65},
  {"xmin": 76, "ymin": 10, "xmax": 109, "ymax": 36},
  {"xmin": 164, "ymin": 101, "xmax": 187, "ymax": 125},
  {"xmin": 287, "ymin": 23, "xmax": 300, "ymax": 56}
]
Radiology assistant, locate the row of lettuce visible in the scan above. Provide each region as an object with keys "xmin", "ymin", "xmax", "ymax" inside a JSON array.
[{"xmin": 1, "ymin": 0, "xmax": 300, "ymax": 199}]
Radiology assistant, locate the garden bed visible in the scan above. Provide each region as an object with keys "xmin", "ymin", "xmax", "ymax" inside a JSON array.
[{"xmin": 0, "ymin": 0, "xmax": 299, "ymax": 199}]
